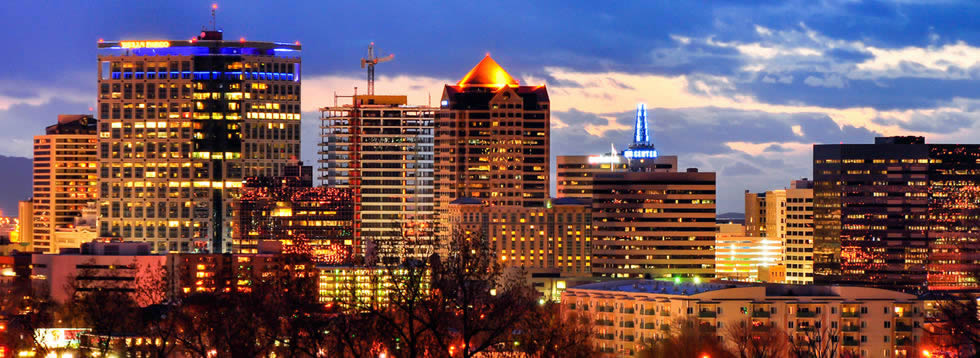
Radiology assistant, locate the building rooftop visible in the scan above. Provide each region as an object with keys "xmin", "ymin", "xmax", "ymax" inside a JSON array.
[
  {"xmin": 456, "ymin": 55, "xmax": 519, "ymax": 88},
  {"xmin": 571, "ymin": 279, "xmax": 741, "ymax": 296}
]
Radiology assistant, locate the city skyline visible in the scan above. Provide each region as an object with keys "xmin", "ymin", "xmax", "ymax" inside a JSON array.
[{"xmin": 6, "ymin": 2, "xmax": 980, "ymax": 213}]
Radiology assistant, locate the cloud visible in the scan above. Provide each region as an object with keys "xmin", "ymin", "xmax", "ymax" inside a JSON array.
[
  {"xmin": 873, "ymin": 111, "xmax": 978, "ymax": 134},
  {"xmin": 722, "ymin": 162, "xmax": 763, "ymax": 176}
]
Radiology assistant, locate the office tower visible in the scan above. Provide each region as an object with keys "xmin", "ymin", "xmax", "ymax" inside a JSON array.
[
  {"xmin": 31, "ymin": 240, "xmax": 163, "ymax": 305},
  {"xmin": 563, "ymin": 280, "xmax": 924, "ymax": 358},
  {"xmin": 434, "ymin": 55, "xmax": 550, "ymax": 237},
  {"xmin": 744, "ymin": 179, "xmax": 814, "ymax": 284},
  {"xmin": 590, "ymin": 169, "xmax": 716, "ymax": 279},
  {"xmin": 236, "ymin": 163, "xmax": 355, "ymax": 263},
  {"xmin": 320, "ymin": 95, "xmax": 435, "ymax": 262},
  {"xmin": 449, "ymin": 197, "xmax": 593, "ymax": 275},
  {"xmin": 556, "ymin": 105, "xmax": 676, "ymax": 200},
  {"xmin": 16, "ymin": 200, "xmax": 33, "ymax": 251},
  {"xmin": 32, "ymin": 115, "xmax": 98, "ymax": 253},
  {"xmin": 814, "ymin": 136, "xmax": 980, "ymax": 291},
  {"xmin": 96, "ymin": 31, "xmax": 301, "ymax": 253},
  {"xmin": 714, "ymin": 223, "xmax": 782, "ymax": 282}
]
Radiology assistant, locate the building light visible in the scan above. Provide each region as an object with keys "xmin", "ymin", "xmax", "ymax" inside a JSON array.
[
  {"xmin": 120, "ymin": 40, "xmax": 171, "ymax": 49},
  {"xmin": 623, "ymin": 149, "xmax": 658, "ymax": 159},
  {"xmin": 587, "ymin": 155, "xmax": 621, "ymax": 164}
]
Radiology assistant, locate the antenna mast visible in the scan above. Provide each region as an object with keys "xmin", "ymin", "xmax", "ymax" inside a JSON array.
[{"xmin": 210, "ymin": 3, "xmax": 218, "ymax": 31}]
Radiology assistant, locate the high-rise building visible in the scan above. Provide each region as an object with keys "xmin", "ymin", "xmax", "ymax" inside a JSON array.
[
  {"xmin": 814, "ymin": 136, "xmax": 980, "ymax": 291},
  {"xmin": 434, "ymin": 55, "xmax": 550, "ymax": 238},
  {"xmin": 236, "ymin": 163, "xmax": 355, "ymax": 263},
  {"xmin": 32, "ymin": 115, "xmax": 98, "ymax": 253},
  {"xmin": 556, "ymin": 154, "xmax": 677, "ymax": 199},
  {"xmin": 16, "ymin": 200, "xmax": 33, "ymax": 252},
  {"xmin": 320, "ymin": 95, "xmax": 435, "ymax": 262},
  {"xmin": 556, "ymin": 105, "xmax": 676, "ymax": 200},
  {"xmin": 714, "ymin": 223, "xmax": 782, "ymax": 282},
  {"xmin": 449, "ymin": 197, "xmax": 593, "ymax": 276},
  {"xmin": 590, "ymin": 169, "xmax": 717, "ymax": 279},
  {"xmin": 744, "ymin": 179, "xmax": 814, "ymax": 284},
  {"xmin": 96, "ymin": 31, "xmax": 301, "ymax": 253}
]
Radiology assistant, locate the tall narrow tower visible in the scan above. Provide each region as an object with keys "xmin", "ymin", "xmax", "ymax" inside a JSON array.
[{"xmin": 632, "ymin": 103, "xmax": 650, "ymax": 147}]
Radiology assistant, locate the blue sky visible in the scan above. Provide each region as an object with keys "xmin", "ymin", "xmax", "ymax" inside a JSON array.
[{"xmin": 3, "ymin": 0, "xmax": 980, "ymax": 212}]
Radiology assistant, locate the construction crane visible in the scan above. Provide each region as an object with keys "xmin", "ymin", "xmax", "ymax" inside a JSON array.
[{"xmin": 360, "ymin": 42, "xmax": 394, "ymax": 96}]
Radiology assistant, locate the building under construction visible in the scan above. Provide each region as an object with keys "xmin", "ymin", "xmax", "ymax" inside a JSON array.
[{"xmin": 319, "ymin": 95, "xmax": 436, "ymax": 263}]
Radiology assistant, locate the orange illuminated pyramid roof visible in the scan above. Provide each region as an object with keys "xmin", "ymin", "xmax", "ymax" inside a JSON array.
[{"xmin": 456, "ymin": 55, "xmax": 520, "ymax": 88}]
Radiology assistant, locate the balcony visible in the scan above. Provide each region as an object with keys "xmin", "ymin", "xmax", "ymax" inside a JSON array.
[
  {"xmin": 843, "ymin": 339, "xmax": 859, "ymax": 347},
  {"xmin": 660, "ymin": 310, "xmax": 671, "ymax": 317},
  {"xmin": 698, "ymin": 311, "xmax": 717, "ymax": 318},
  {"xmin": 642, "ymin": 323, "xmax": 656, "ymax": 330},
  {"xmin": 596, "ymin": 333, "xmax": 615, "ymax": 341},
  {"xmin": 623, "ymin": 335, "xmax": 635, "ymax": 342},
  {"xmin": 895, "ymin": 338, "xmax": 913, "ymax": 347},
  {"xmin": 841, "ymin": 311, "xmax": 861, "ymax": 318},
  {"xmin": 752, "ymin": 310, "xmax": 771, "ymax": 318},
  {"xmin": 642, "ymin": 309, "xmax": 657, "ymax": 315},
  {"xmin": 796, "ymin": 311, "xmax": 818, "ymax": 318},
  {"xmin": 842, "ymin": 325, "xmax": 860, "ymax": 332},
  {"xmin": 752, "ymin": 324, "xmax": 772, "ymax": 331},
  {"xmin": 622, "ymin": 308, "xmax": 635, "ymax": 314},
  {"xmin": 699, "ymin": 325, "xmax": 717, "ymax": 333},
  {"xmin": 895, "ymin": 324, "xmax": 913, "ymax": 332},
  {"xmin": 660, "ymin": 324, "xmax": 670, "ymax": 332},
  {"xmin": 797, "ymin": 326, "xmax": 816, "ymax": 332}
]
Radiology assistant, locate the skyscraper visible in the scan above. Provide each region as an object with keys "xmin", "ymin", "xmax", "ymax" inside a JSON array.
[
  {"xmin": 320, "ymin": 95, "xmax": 435, "ymax": 262},
  {"xmin": 814, "ymin": 136, "xmax": 979, "ymax": 291},
  {"xmin": 744, "ymin": 179, "xmax": 814, "ymax": 284},
  {"xmin": 235, "ymin": 163, "xmax": 355, "ymax": 262},
  {"xmin": 434, "ymin": 55, "xmax": 550, "ymax": 237},
  {"xmin": 590, "ymin": 169, "xmax": 717, "ymax": 279},
  {"xmin": 96, "ymin": 30, "xmax": 301, "ymax": 253},
  {"xmin": 32, "ymin": 115, "xmax": 98, "ymax": 253}
]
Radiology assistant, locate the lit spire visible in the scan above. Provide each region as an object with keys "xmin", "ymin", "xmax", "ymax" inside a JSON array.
[{"xmin": 633, "ymin": 103, "xmax": 650, "ymax": 147}]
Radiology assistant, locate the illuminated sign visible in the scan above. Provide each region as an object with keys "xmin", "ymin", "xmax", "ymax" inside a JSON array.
[
  {"xmin": 35, "ymin": 328, "xmax": 90, "ymax": 348},
  {"xmin": 587, "ymin": 155, "xmax": 621, "ymax": 164},
  {"xmin": 120, "ymin": 41, "xmax": 171, "ymax": 49},
  {"xmin": 622, "ymin": 149, "xmax": 658, "ymax": 159}
]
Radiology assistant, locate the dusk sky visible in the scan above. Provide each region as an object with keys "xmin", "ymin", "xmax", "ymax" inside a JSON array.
[{"xmin": 4, "ymin": 0, "xmax": 980, "ymax": 212}]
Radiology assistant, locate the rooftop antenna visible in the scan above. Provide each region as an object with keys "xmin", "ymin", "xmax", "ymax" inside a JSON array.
[{"xmin": 210, "ymin": 3, "xmax": 218, "ymax": 31}]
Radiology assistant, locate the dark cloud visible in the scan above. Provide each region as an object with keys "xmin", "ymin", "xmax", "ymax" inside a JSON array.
[
  {"xmin": 740, "ymin": 74, "xmax": 980, "ymax": 110},
  {"xmin": 872, "ymin": 112, "xmax": 978, "ymax": 134},
  {"xmin": 722, "ymin": 162, "xmax": 763, "ymax": 176},
  {"xmin": 763, "ymin": 144, "xmax": 791, "ymax": 152}
]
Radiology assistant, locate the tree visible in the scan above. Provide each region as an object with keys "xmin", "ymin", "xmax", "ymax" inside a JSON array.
[
  {"xmin": 724, "ymin": 319, "xmax": 789, "ymax": 358},
  {"xmin": 787, "ymin": 324, "xmax": 840, "ymax": 358},
  {"xmin": 512, "ymin": 302, "xmax": 594, "ymax": 357},
  {"xmin": 925, "ymin": 292, "xmax": 979, "ymax": 357},
  {"xmin": 64, "ymin": 259, "xmax": 162, "ymax": 356},
  {"xmin": 428, "ymin": 230, "xmax": 538, "ymax": 358},
  {"xmin": 638, "ymin": 317, "xmax": 733, "ymax": 358}
]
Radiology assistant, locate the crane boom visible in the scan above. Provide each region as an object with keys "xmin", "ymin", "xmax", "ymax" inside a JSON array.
[{"xmin": 361, "ymin": 42, "xmax": 394, "ymax": 95}]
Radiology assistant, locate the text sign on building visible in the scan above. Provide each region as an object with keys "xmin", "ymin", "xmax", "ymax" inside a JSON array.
[
  {"xmin": 622, "ymin": 149, "xmax": 658, "ymax": 159},
  {"xmin": 120, "ymin": 41, "xmax": 171, "ymax": 49}
]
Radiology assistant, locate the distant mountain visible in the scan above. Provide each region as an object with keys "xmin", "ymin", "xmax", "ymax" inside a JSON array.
[
  {"xmin": 0, "ymin": 155, "xmax": 31, "ymax": 217},
  {"xmin": 717, "ymin": 212, "xmax": 744, "ymax": 220}
]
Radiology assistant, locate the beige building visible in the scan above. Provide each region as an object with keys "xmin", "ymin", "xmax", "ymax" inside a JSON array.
[
  {"xmin": 319, "ymin": 95, "xmax": 435, "ymax": 262},
  {"xmin": 590, "ymin": 170, "xmax": 716, "ymax": 279},
  {"xmin": 32, "ymin": 115, "xmax": 99, "ymax": 253},
  {"xmin": 563, "ymin": 280, "xmax": 925, "ymax": 358},
  {"xmin": 714, "ymin": 223, "xmax": 782, "ymax": 282},
  {"xmin": 96, "ymin": 32, "xmax": 301, "ymax": 253},
  {"xmin": 745, "ymin": 179, "xmax": 814, "ymax": 284},
  {"xmin": 434, "ymin": 55, "xmax": 550, "ymax": 241},
  {"xmin": 556, "ymin": 154, "xmax": 677, "ymax": 199},
  {"xmin": 50, "ymin": 202, "xmax": 99, "ymax": 253},
  {"xmin": 448, "ymin": 197, "xmax": 593, "ymax": 276}
]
